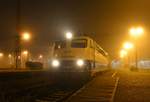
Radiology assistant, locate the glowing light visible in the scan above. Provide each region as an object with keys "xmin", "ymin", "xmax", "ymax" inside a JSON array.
[
  {"xmin": 8, "ymin": 54, "xmax": 11, "ymax": 57},
  {"xmin": 18, "ymin": 56, "xmax": 21, "ymax": 59},
  {"xmin": 123, "ymin": 42, "xmax": 134, "ymax": 50},
  {"xmin": 129, "ymin": 27, "xmax": 144, "ymax": 37},
  {"xmin": 39, "ymin": 55, "xmax": 43, "ymax": 59},
  {"xmin": 22, "ymin": 32, "xmax": 31, "ymax": 41},
  {"xmin": 120, "ymin": 49, "xmax": 127, "ymax": 58},
  {"xmin": 66, "ymin": 32, "xmax": 73, "ymax": 40},
  {"xmin": 137, "ymin": 27, "xmax": 144, "ymax": 35},
  {"xmin": 23, "ymin": 50, "xmax": 28, "ymax": 55},
  {"xmin": 76, "ymin": 59, "xmax": 84, "ymax": 67},
  {"xmin": 52, "ymin": 59, "xmax": 60, "ymax": 67},
  {"xmin": 0, "ymin": 53, "xmax": 4, "ymax": 57}
]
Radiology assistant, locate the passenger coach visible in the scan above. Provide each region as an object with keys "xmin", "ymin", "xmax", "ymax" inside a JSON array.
[{"xmin": 50, "ymin": 36, "xmax": 109, "ymax": 76}]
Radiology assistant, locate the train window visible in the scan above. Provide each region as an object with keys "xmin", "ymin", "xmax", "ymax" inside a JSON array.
[
  {"xmin": 71, "ymin": 39, "xmax": 87, "ymax": 48},
  {"xmin": 54, "ymin": 41, "xmax": 66, "ymax": 49}
]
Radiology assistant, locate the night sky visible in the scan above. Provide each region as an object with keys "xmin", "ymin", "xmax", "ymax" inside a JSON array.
[{"xmin": 0, "ymin": 0, "xmax": 150, "ymax": 59}]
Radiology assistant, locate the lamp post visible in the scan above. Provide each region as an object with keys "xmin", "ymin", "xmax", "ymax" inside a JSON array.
[
  {"xmin": 15, "ymin": 0, "xmax": 21, "ymax": 69},
  {"xmin": 15, "ymin": 0, "xmax": 32, "ymax": 69},
  {"xmin": 129, "ymin": 27, "xmax": 144, "ymax": 68},
  {"xmin": 15, "ymin": 32, "xmax": 31, "ymax": 69}
]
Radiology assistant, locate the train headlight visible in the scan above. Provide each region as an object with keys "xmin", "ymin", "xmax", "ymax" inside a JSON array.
[
  {"xmin": 76, "ymin": 59, "xmax": 84, "ymax": 67},
  {"xmin": 52, "ymin": 59, "xmax": 60, "ymax": 67}
]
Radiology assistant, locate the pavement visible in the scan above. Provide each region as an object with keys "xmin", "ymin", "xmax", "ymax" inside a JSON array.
[
  {"xmin": 66, "ymin": 70, "xmax": 118, "ymax": 102},
  {"xmin": 115, "ymin": 68, "xmax": 150, "ymax": 102},
  {"xmin": 66, "ymin": 68, "xmax": 150, "ymax": 102}
]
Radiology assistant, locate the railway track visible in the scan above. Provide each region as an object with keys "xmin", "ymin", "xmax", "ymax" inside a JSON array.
[
  {"xmin": 65, "ymin": 72, "xmax": 119, "ymax": 102},
  {"xmin": 35, "ymin": 88, "xmax": 77, "ymax": 102},
  {"xmin": 0, "ymin": 71, "xmax": 115, "ymax": 102},
  {"xmin": 33, "ymin": 71, "xmax": 118, "ymax": 102}
]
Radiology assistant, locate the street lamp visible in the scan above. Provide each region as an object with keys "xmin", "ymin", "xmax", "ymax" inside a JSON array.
[
  {"xmin": 22, "ymin": 32, "xmax": 31, "ymax": 41},
  {"xmin": 129, "ymin": 27, "xmax": 144, "ymax": 68},
  {"xmin": 66, "ymin": 32, "xmax": 73, "ymax": 40},
  {"xmin": 15, "ymin": 32, "xmax": 31, "ymax": 69},
  {"xmin": 39, "ymin": 54, "xmax": 43, "ymax": 59},
  {"xmin": 22, "ymin": 50, "xmax": 28, "ymax": 55},
  {"xmin": 130, "ymin": 27, "xmax": 144, "ymax": 37},
  {"xmin": 123, "ymin": 42, "xmax": 134, "ymax": 50}
]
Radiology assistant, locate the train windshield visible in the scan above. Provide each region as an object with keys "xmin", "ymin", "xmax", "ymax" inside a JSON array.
[
  {"xmin": 54, "ymin": 41, "xmax": 66, "ymax": 49},
  {"xmin": 71, "ymin": 39, "xmax": 87, "ymax": 48}
]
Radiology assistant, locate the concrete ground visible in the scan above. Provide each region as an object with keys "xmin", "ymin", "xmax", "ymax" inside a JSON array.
[
  {"xmin": 66, "ymin": 68, "xmax": 150, "ymax": 102},
  {"xmin": 115, "ymin": 68, "xmax": 150, "ymax": 102}
]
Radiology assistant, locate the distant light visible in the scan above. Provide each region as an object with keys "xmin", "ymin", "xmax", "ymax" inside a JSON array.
[
  {"xmin": 39, "ymin": 55, "xmax": 43, "ymax": 59},
  {"xmin": 0, "ymin": 53, "xmax": 4, "ymax": 57},
  {"xmin": 8, "ymin": 54, "xmax": 12, "ymax": 58},
  {"xmin": 18, "ymin": 56, "xmax": 21, "ymax": 59},
  {"xmin": 66, "ymin": 32, "xmax": 73, "ymax": 40},
  {"xmin": 120, "ymin": 49, "xmax": 127, "ymax": 58},
  {"xmin": 130, "ymin": 28, "xmax": 136, "ymax": 35},
  {"xmin": 137, "ymin": 27, "xmax": 144, "ymax": 35},
  {"xmin": 23, "ymin": 50, "xmax": 28, "ymax": 55},
  {"xmin": 123, "ymin": 42, "xmax": 134, "ymax": 50},
  {"xmin": 129, "ymin": 27, "xmax": 144, "ymax": 37},
  {"xmin": 22, "ymin": 32, "xmax": 31, "ymax": 41}
]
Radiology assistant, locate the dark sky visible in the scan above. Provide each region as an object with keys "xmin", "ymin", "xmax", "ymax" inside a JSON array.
[{"xmin": 0, "ymin": 0, "xmax": 150, "ymax": 58}]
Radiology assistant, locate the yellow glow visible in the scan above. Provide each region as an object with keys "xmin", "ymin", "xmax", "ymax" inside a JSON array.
[
  {"xmin": 137, "ymin": 27, "xmax": 144, "ymax": 35},
  {"xmin": 52, "ymin": 59, "xmax": 60, "ymax": 67},
  {"xmin": 76, "ymin": 59, "xmax": 84, "ymax": 67},
  {"xmin": 66, "ymin": 32, "xmax": 73, "ymax": 40},
  {"xmin": 123, "ymin": 42, "xmax": 134, "ymax": 50},
  {"xmin": 8, "ymin": 54, "xmax": 12, "ymax": 58},
  {"xmin": 120, "ymin": 49, "xmax": 127, "ymax": 58},
  {"xmin": 130, "ymin": 28, "xmax": 136, "ymax": 35},
  {"xmin": 39, "ymin": 55, "xmax": 43, "ymax": 59},
  {"xmin": 22, "ymin": 32, "xmax": 31, "ymax": 41},
  {"xmin": 23, "ymin": 50, "xmax": 28, "ymax": 55},
  {"xmin": 0, "ymin": 53, "xmax": 4, "ymax": 57},
  {"xmin": 18, "ymin": 56, "xmax": 21, "ymax": 59},
  {"xmin": 129, "ymin": 27, "xmax": 144, "ymax": 37}
]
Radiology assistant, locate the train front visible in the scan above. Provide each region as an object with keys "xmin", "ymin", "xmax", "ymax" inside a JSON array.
[{"xmin": 50, "ymin": 37, "xmax": 90, "ymax": 72}]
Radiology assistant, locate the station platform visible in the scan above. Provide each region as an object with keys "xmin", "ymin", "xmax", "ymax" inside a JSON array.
[{"xmin": 66, "ymin": 71, "xmax": 119, "ymax": 102}]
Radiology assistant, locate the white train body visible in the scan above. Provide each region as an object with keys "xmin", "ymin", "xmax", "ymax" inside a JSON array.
[{"xmin": 51, "ymin": 36, "xmax": 109, "ymax": 76}]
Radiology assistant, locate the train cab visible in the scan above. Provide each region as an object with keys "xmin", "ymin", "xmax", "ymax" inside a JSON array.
[{"xmin": 50, "ymin": 36, "xmax": 109, "ymax": 74}]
